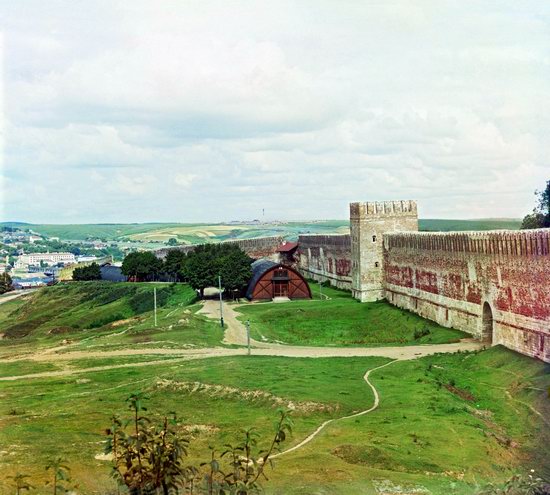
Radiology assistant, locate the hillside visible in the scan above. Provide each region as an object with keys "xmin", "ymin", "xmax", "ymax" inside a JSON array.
[
  {"xmin": 0, "ymin": 282, "xmax": 223, "ymax": 349},
  {"xmin": 1, "ymin": 218, "xmax": 521, "ymax": 244}
]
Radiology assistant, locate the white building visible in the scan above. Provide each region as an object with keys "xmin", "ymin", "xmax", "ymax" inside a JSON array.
[{"xmin": 15, "ymin": 252, "xmax": 76, "ymax": 269}]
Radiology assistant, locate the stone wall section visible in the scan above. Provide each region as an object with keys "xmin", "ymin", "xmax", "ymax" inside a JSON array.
[
  {"xmin": 383, "ymin": 229, "xmax": 550, "ymax": 362},
  {"xmin": 297, "ymin": 234, "xmax": 352, "ymax": 289},
  {"xmin": 155, "ymin": 236, "xmax": 284, "ymax": 261}
]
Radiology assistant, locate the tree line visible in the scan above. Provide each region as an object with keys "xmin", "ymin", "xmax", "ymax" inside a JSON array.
[
  {"xmin": 121, "ymin": 244, "xmax": 252, "ymax": 297},
  {"xmin": 521, "ymin": 180, "xmax": 550, "ymax": 229}
]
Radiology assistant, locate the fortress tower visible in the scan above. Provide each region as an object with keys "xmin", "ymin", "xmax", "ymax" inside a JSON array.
[{"xmin": 350, "ymin": 200, "xmax": 418, "ymax": 302}]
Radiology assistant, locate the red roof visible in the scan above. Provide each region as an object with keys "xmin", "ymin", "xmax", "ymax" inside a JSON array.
[{"xmin": 277, "ymin": 241, "xmax": 299, "ymax": 253}]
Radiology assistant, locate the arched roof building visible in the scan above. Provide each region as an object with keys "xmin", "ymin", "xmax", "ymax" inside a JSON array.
[{"xmin": 246, "ymin": 260, "xmax": 312, "ymax": 301}]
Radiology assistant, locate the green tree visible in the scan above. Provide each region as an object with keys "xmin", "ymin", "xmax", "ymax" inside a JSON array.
[
  {"xmin": 163, "ymin": 249, "xmax": 186, "ymax": 282},
  {"xmin": 72, "ymin": 262, "xmax": 102, "ymax": 281},
  {"xmin": 122, "ymin": 252, "xmax": 163, "ymax": 282},
  {"xmin": 217, "ymin": 244, "xmax": 252, "ymax": 297},
  {"xmin": 167, "ymin": 237, "xmax": 178, "ymax": 246},
  {"xmin": 106, "ymin": 393, "xmax": 291, "ymax": 495},
  {"xmin": 181, "ymin": 244, "xmax": 218, "ymax": 298},
  {"xmin": 0, "ymin": 272, "xmax": 13, "ymax": 294},
  {"xmin": 521, "ymin": 180, "xmax": 550, "ymax": 229}
]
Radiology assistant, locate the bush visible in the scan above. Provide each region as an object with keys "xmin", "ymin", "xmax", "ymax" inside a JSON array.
[{"xmin": 73, "ymin": 263, "xmax": 102, "ymax": 281}]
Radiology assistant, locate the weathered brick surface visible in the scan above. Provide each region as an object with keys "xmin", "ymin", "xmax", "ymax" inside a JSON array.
[
  {"xmin": 383, "ymin": 230, "xmax": 550, "ymax": 362},
  {"xmin": 297, "ymin": 234, "xmax": 352, "ymax": 289}
]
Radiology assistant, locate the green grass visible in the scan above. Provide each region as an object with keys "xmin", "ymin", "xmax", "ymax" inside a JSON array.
[
  {"xmin": 0, "ymin": 283, "xmax": 224, "ymax": 354},
  {"xmin": 236, "ymin": 285, "xmax": 467, "ymax": 346},
  {"xmin": 0, "ymin": 347, "xmax": 547, "ymax": 494},
  {"xmin": 419, "ymin": 218, "xmax": 521, "ymax": 231}
]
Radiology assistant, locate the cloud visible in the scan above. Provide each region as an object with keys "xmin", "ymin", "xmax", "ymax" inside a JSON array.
[{"xmin": 1, "ymin": 1, "xmax": 549, "ymax": 222}]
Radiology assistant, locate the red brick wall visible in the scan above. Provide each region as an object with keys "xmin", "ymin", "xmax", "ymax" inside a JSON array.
[
  {"xmin": 383, "ymin": 230, "xmax": 550, "ymax": 362},
  {"xmin": 297, "ymin": 234, "xmax": 352, "ymax": 289}
]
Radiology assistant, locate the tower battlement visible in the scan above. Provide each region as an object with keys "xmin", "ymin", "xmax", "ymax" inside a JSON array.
[{"xmin": 350, "ymin": 200, "xmax": 417, "ymax": 219}]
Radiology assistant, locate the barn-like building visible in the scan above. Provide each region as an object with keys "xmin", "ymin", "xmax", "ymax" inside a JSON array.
[{"xmin": 246, "ymin": 260, "xmax": 312, "ymax": 301}]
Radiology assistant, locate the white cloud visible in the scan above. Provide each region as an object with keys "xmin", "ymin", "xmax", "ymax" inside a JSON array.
[{"xmin": 1, "ymin": 1, "xmax": 549, "ymax": 222}]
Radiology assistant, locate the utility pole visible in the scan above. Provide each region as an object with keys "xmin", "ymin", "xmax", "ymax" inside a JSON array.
[
  {"xmin": 153, "ymin": 286, "xmax": 157, "ymax": 327},
  {"xmin": 218, "ymin": 275, "xmax": 224, "ymax": 328},
  {"xmin": 246, "ymin": 320, "xmax": 251, "ymax": 355}
]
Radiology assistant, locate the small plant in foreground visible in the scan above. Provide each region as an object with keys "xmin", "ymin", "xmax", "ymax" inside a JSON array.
[
  {"xmin": 7, "ymin": 472, "xmax": 34, "ymax": 495},
  {"xmin": 45, "ymin": 458, "xmax": 71, "ymax": 494},
  {"xmin": 106, "ymin": 392, "xmax": 292, "ymax": 494}
]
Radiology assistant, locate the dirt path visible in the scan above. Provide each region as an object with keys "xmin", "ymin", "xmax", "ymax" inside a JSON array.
[
  {"xmin": 272, "ymin": 359, "xmax": 396, "ymax": 458},
  {"xmin": 0, "ymin": 290, "xmax": 33, "ymax": 305}
]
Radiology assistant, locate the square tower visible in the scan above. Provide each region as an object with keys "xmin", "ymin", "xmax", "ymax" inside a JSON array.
[{"xmin": 350, "ymin": 200, "xmax": 418, "ymax": 302}]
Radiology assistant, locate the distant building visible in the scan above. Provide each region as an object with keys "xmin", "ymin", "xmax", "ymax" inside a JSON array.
[{"xmin": 14, "ymin": 252, "xmax": 76, "ymax": 269}]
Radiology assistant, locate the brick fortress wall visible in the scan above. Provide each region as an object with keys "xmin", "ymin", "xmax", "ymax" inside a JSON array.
[
  {"xmin": 297, "ymin": 234, "xmax": 352, "ymax": 289},
  {"xmin": 383, "ymin": 230, "xmax": 550, "ymax": 362}
]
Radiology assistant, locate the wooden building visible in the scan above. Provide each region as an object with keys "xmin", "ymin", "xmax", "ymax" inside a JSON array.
[{"xmin": 246, "ymin": 260, "xmax": 312, "ymax": 301}]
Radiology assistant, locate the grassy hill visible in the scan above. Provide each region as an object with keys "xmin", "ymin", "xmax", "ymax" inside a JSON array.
[
  {"xmin": 0, "ymin": 348, "xmax": 548, "ymax": 494},
  {"xmin": 236, "ymin": 285, "xmax": 466, "ymax": 346},
  {"xmin": 0, "ymin": 282, "xmax": 224, "ymax": 350},
  {"xmin": 1, "ymin": 218, "xmax": 521, "ymax": 244}
]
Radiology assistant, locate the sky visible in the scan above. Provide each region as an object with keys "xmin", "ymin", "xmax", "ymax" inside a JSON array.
[{"xmin": 1, "ymin": 1, "xmax": 549, "ymax": 223}]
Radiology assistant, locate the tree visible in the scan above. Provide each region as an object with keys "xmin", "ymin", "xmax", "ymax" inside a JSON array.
[
  {"xmin": 121, "ymin": 252, "xmax": 163, "ymax": 282},
  {"xmin": 167, "ymin": 237, "xmax": 178, "ymax": 246},
  {"xmin": 521, "ymin": 180, "xmax": 550, "ymax": 229},
  {"xmin": 163, "ymin": 249, "xmax": 186, "ymax": 282},
  {"xmin": 106, "ymin": 393, "xmax": 292, "ymax": 495},
  {"xmin": 0, "ymin": 272, "xmax": 13, "ymax": 294},
  {"xmin": 180, "ymin": 244, "xmax": 251, "ymax": 298},
  {"xmin": 180, "ymin": 245, "xmax": 218, "ymax": 298},
  {"xmin": 73, "ymin": 262, "xmax": 102, "ymax": 281},
  {"xmin": 217, "ymin": 244, "xmax": 253, "ymax": 297}
]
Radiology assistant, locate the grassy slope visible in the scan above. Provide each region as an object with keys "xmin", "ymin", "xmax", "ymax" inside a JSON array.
[
  {"xmin": 0, "ymin": 348, "xmax": 547, "ymax": 494},
  {"xmin": 1, "ymin": 218, "xmax": 520, "ymax": 243},
  {"xmin": 0, "ymin": 282, "xmax": 224, "ymax": 354},
  {"xmin": 236, "ymin": 285, "xmax": 467, "ymax": 346},
  {"xmin": 419, "ymin": 218, "xmax": 522, "ymax": 232}
]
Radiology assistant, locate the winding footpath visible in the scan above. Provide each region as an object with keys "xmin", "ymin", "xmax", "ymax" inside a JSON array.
[{"xmin": 1, "ymin": 299, "xmax": 483, "ymax": 458}]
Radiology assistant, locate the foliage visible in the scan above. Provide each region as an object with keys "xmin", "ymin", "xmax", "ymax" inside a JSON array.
[
  {"xmin": 476, "ymin": 474, "xmax": 550, "ymax": 494},
  {"xmin": 7, "ymin": 472, "xmax": 34, "ymax": 495},
  {"xmin": 0, "ymin": 272, "xmax": 13, "ymax": 294},
  {"xmin": 163, "ymin": 249, "xmax": 187, "ymax": 282},
  {"xmin": 106, "ymin": 393, "xmax": 291, "ymax": 494},
  {"xmin": 122, "ymin": 252, "xmax": 163, "ymax": 281},
  {"xmin": 45, "ymin": 457, "xmax": 71, "ymax": 494},
  {"xmin": 167, "ymin": 237, "xmax": 179, "ymax": 246},
  {"xmin": 72, "ymin": 262, "xmax": 102, "ymax": 281},
  {"xmin": 181, "ymin": 244, "xmax": 252, "ymax": 298},
  {"xmin": 521, "ymin": 180, "xmax": 550, "ymax": 229}
]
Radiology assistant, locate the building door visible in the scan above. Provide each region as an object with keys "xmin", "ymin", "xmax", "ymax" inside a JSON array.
[{"xmin": 273, "ymin": 281, "xmax": 289, "ymax": 297}]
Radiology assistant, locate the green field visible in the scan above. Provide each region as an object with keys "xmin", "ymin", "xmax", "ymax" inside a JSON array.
[
  {"xmin": 1, "ymin": 218, "xmax": 520, "ymax": 244},
  {"xmin": 0, "ymin": 283, "xmax": 224, "ymax": 356},
  {"xmin": 0, "ymin": 348, "xmax": 548, "ymax": 494},
  {"xmin": 236, "ymin": 285, "xmax": 467, "ymax": 346}
]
